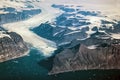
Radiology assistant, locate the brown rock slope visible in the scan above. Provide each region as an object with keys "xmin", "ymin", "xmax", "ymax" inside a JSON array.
[
  {"xmin": 48, "ymin": 38, "xmax": 120, "ymax": 75},
  {"xmin": 0, "ymin": 31, "xmax": 28, "ymax": 62}
]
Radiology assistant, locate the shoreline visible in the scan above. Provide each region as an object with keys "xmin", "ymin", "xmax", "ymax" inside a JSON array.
[{"xmin": 0, "ymin": 49, "xmax": 30, "ymax": 63}]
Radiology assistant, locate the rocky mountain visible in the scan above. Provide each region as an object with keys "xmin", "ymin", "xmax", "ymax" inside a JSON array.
[
  {"xmin": 31, "ymin": 22, "xmax": 89, "ymax": 45},
  {"xmin": 31, "ymin": 4, "xmax": 120, "ymax": 46},
  {"xmin": 0, "ymin": 28, "xmax": 28, "ymax": 62},
  {"xmin": 0, "ymin": 8, "xmax": 41, "ymax": 24},
  {"xmin": 0, "ymin": 0, "xmax": 41, "ymax": 24},
  {"xmin": 39, "ymin": 36, "xmax": 120, "ymax": 75}
]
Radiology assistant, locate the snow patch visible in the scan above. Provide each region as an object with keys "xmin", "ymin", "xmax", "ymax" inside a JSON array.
[
  {"xmin": 0, "ymin": 31, "xmax": 11, "ymax": 39},
  {"xmin": 110, "ymin": 33, "xmax": 120, "ymax": 39},
  {"xmin": 87, "ymin": 45, "xmax": 97, "ymax": 49}
]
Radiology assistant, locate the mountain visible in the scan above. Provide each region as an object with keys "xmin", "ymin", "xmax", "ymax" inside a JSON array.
[
  {"xmin": 35, "ymin": 4, "xmax": 120, "ymax": 74},
  {"xmin": 39, "ymin": 35, "xmax": 120, "ymax": 75},
  {"xmin": 31, "ymin": 4, "xmax": 120, "ymax": 47},
  {"xmin": 31, "ymin": 22, "xmax": 86, "ymax": 45},
  {"xmin": 0, "ymin": 28, "xmax": 28, "ymax": 62},
  {"xmin": 0, "ymin": 0, "xmax": 41, "ymax": 24}
]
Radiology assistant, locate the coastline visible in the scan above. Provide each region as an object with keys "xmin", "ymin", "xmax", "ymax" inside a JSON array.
[{"xmin": 0, "ymin": 49, "xmax": 30, "ymax": 63}]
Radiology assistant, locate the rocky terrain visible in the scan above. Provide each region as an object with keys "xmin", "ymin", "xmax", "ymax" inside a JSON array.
[
  {"xmin": 0, "ymin": 0, "xmax": 41, "ymax": 24},
  {"xmin": 39, "ymin": 34, "xmax": 120, "ymax": 75},
  {"xmin": 0, "ymin": 8, "xmax": 41, "ymax": 24},
  {"xmin": 37, "ymin": 4, "xmax": 120, "ymax": 75},
  {"xmin": 0, "ymin": 28, "xmax": 28, "ymax": 62},
  {"xmin": 31, "ymin": 4, "xmax": 120, "ymax": 46}
]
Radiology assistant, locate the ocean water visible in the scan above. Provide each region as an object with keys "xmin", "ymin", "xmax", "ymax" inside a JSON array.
[
  {"xmin": 0, "ymin": 49, "xmax": 48, "ymax": 80},
  {"xmin": 0, "ymin": 49, "xmax": 120, "ymax": 80}
]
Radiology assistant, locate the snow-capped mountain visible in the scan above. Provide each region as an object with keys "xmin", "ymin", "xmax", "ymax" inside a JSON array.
[
  {"xmin": 31, "ymin": 4, "xmax": 120, "ymax": 47},
  {"xmin": 1, "ymin": 0, "xmax": 120, "ymax": 56},
  {"xmin": 0, "ymin": 0, "xmax": 59, "ymax": 56},
  {"xmin": 0, "ymin": 0, "xmax": 41, "ymax": 24}
]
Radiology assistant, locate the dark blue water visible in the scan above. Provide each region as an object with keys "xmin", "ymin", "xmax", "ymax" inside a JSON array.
[
  {"xmin": 0, "ymin": 49, "xmax": 120, "ymax": 80},
  {"xmin": 0, "ymin": 49, "xmax": 49, "ymax": 80}
]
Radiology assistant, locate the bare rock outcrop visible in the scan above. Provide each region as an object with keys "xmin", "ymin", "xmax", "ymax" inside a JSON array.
[
  {"xmin": 41, "ymin": 37, "xmax": 120, "ymax": 75},
  {"xmin": 0, "ymin": 30, "xmax": 28, "ymax": 62}
]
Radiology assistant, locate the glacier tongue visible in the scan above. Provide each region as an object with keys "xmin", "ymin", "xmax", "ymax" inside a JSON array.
[{"xmin": 2, "ymin": 1, "xmax": 61, "ymax": 56}]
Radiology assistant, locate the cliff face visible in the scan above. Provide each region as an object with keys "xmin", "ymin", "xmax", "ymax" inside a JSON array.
[
  {"xmin": 46, "ymin": 38, "xmax": 120, "ymax": 75},
  {"xmin": 0, "ymin": 30, "xmax": 28, "ymax": 62}
]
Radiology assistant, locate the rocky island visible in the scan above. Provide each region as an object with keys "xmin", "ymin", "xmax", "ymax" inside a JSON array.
[{"xmin": 0, "ymin": 28, "xmax": 28, "ymax": 62}]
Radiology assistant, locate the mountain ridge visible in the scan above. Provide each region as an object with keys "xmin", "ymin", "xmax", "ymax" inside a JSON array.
[{"xmin": 0, "ymin": 28, "xmax": 29, "ymax": 62}]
